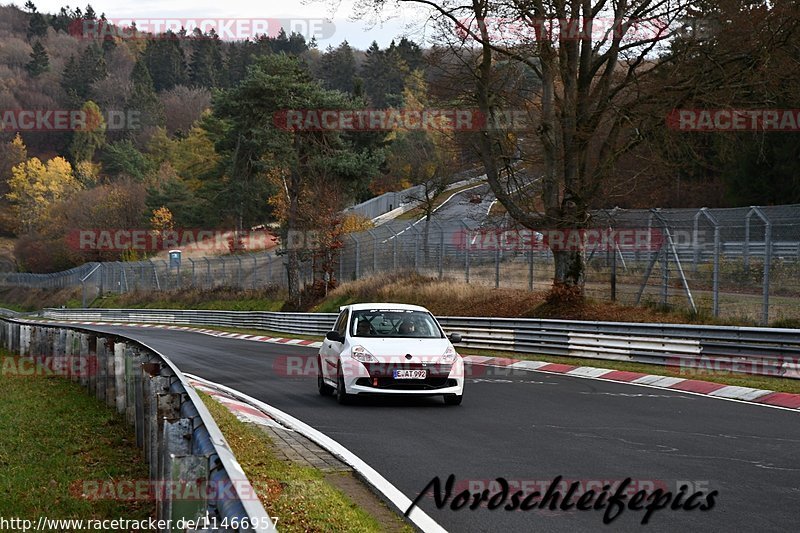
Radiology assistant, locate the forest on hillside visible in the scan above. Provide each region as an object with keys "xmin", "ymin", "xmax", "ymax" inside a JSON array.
[{"xmin": 1, "ymin": 1, "xmax": 799, "ymax": 285}]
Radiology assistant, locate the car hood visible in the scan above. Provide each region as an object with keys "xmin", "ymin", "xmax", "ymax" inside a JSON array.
[{"xmin": 349, "ymin": 337, "xmax": 453, "ymax": 361}]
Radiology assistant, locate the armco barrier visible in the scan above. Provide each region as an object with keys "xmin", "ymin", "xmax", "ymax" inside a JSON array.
[
  {"xmin": 0, "ymin": 317, "xmax": 276, "ymax": 532},
  {"xmin": 40, "ymin": 308, "xmax": 800, "ymax": 379}
]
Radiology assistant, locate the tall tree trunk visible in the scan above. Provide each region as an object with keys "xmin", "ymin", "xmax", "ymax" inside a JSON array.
[{"xmin": 286, "ymin": 141, "xmax": 301, "ymax": 303}]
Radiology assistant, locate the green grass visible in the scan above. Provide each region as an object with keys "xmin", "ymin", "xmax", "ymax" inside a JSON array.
[
  {"xmin": 312, "ymin": 294, "xmax": 356, "ymax": 313},
  {"xmin": 91, "ymin": 294, "xmax": 284, "ymax": 311},
  {"xmin": 0, "ymin": 351, "xmax": 150, "ymax": 520},
  {"xmin": 200, "ymin": 393, "xmax": 412, "ymax": 532},
  {"xmin": 0, "ymin": 301, "xmax": 28, "ymax": 312}
]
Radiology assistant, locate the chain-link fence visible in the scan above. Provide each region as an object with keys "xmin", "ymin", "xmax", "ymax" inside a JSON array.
[{"xmin": 1, "ymin": 204, "xmax": 798, "ymax": 325}]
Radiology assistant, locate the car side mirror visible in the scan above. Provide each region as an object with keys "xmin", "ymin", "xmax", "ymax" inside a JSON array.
[
  {"xmin": 326, "ymin": 331, "xmax": 344, "ymax": 343},
  {"xmin": 448, "ymin": 333, "xmax": 462, "ymax": 344}
]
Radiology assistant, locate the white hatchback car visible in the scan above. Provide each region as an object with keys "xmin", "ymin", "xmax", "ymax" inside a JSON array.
[{"xmin": 317, "ymin": 303, "xmax": 465, "ymax": 405}]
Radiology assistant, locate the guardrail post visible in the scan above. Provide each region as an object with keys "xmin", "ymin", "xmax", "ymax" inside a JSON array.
[
  {"xmin": 169, "ymin": 455, "xmax": 209, "ymax": 531},
  {"xmin": 159, "ymin": 419, "xmax": 193, "ymax": 525},
  {"xmin": 95, "ymin": 337, "xmax": 107, "ymax": 403},
  {"xmin": 87, "ymin": 334, "xmax": 98, "ymax": 393},
  {"xmin": 114, "ymin": 342, "xmax": 126, "ymax": 414},
  {"xmin": 105, "ymin": 339, "xmax": 117, "ymax": 409}
]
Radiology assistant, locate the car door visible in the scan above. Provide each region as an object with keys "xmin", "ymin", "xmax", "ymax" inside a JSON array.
[{"xmin": 322, "ymin": 308, "xmax": 348, "ymax": 380}]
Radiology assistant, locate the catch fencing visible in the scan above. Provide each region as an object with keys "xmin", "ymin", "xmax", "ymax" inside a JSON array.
[
  {"xmin": 39, "ymin": 308, "xmax": 800, "ymax": 380},
  {"xmin": 1, "ymin": 204, "xmax": 799, "ymax": 325},
  {"xmin": 0, "ymin": 317, "xmax": 276, "ymax": 532}
]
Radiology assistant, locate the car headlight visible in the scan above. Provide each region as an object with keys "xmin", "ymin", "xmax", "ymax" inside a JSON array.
[
  {"xmin": 439, "ymin": 346, "xmax": 458, "ymax": 364},
  {"xmin": 351, "ymin": 345, "xmax": 377, "ymax": 363}
]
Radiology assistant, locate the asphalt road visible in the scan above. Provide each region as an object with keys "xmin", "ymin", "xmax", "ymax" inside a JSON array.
[
  {"xmin": 73, "ymin": 324, "xmax": 800, "ymax": 532},
  {"xmin": 433, "ymin": 184, "xmax": 494, "ymax": 226}
]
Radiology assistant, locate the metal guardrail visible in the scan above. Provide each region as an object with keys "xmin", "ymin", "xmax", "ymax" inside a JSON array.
[
  {"xmin": 42, "ymin": 308, "xmax": 337, "ymax": 336},
  {"xmin": 40, "ymin": 308, "xmax": 800, "ymax": 379},
  {"xmin": 0, "ymin": 308, "xmax": 20, "ymax": 317},
  {"xmin": 0, "ymin": 317, "xmax": 276, "ymax": 532}
]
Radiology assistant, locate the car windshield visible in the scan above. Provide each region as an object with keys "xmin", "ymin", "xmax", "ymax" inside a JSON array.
[{"xmin": 350, "ymin": 309, "xmax": 443, "ymax": 338}]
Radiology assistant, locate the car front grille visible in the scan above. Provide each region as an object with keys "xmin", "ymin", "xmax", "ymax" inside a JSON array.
[{"xmin": 355, "ymin": 377, "xmax": 458, "ymax": 390}]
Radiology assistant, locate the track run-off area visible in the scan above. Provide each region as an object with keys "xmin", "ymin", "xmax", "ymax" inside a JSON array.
[{"xmin": 60, "ymin": 323, "xmax": 800, "ymax": 533}]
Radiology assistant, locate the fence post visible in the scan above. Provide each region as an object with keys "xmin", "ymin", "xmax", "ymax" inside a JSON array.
[
  {"xmin": 495, "ymin": 229, "xmax": 501, "ymax": 289},
  {"xmin": 748, "ymin": 207, "xmax": 772, "ymax": 325},
  {"xmin": 236, "ymin": 255, "xmax": 243, "ymax": 289},
  {"xmin": 744, "ymin": 211, "xmax": 751, "ymax": 271},
  {"xmin": 351, "ymin": 235, "xmax": 360, "ymax": 279},
  {"xmin": 412, "ymin": 225, "xmax": 420, "ymax": 272},
  {"xmin": 610, "ymin": 246, "xmax": 616, "ymax": 301},
  {"xmin": 251, "ymin": 254, "xmax": 258, "ymax": 290},
  {"xmin": 368, "ymin": 230, "xmax": 377, "ymax": 274},
  {"xmin": 438, "ymin": 222, "xmax": 444, "ymax": 280},
  {"xmin": 661, "ymin": 248, "xmax": 668, "ymax": 308},
  {"xmin": 462, "ymin": 222, "xmax": 470, "ymax": 284}
]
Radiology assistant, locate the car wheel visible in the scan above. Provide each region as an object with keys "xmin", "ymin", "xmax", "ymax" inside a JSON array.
[
  {"xmin": 318, "ymin": 357, "xmax": 333, "ymax": 396},
  {"xmin": 336, "ymin": 363, "xmax": 351, "ymax": 405},
  {"xmin": 444, "ymin": 393, "xmax": 463, "ymax": 406}
]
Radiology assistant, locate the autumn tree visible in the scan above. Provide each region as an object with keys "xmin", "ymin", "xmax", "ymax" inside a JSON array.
[
  {"xmin": 363, "ymin": 0, "xmax": 715, "ymax": 297},
  {"xmin": 212, "ymin": 54, "xmax": 382, "ymax": 301},
  {"xmin": 69, "ymin": 100, "xmax": 106, "ymax": 164},
  {"xmin": 385, "ymin": 69, "xmax": 458, "ymax": 261},
  {"xmin": 6, "ymin": 156, "xmax": 82, "ymax": 233}
]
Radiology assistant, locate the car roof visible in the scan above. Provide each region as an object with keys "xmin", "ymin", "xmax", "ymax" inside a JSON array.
[{"xmin": 341, "ymin": 302, "xmax": 431, "ymax": 313}]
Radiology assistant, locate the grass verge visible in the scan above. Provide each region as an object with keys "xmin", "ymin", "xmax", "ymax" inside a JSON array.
[
  {"xmin": 199, "ymin": 392, "xmax": 412, "ymax": 532},
  {"xmin": 0, "ymin": 350, "xmax": 150, "ymax": 520}
]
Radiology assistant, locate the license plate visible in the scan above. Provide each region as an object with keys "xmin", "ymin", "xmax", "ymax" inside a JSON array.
[{"xmin": 393, "ymin": 369, "xmax": 427, "ymax": 379}]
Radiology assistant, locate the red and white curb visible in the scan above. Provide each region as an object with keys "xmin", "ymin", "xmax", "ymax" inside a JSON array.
[
  {"xmin": 188, "ymin": 378, "xmax": 289, "ymax": 430},
  {"xmin": 184, "ymin": 373, "xmax": 447, "ymax": 533},
  {"xmin": 29, "ymin": 319, "xmax": 323, "ymax": 348},
  {"xmin": 28, "ymin": 318, "xmax": 800, "ymax": 411},
  {"xmin": 462, "ymin": 355, "xmax": 800, "ymax": 411}
]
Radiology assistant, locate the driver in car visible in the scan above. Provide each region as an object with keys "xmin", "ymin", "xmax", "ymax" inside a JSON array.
[
  {"xmin": 356, "ymin": 319, "xmax": 372, "ymax": 336},
  {"xmin": 398, "ymin": 320, "xmax": 415, "ymax": 335}
]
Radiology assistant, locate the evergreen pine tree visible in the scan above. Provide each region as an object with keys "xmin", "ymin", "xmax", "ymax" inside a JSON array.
[{"xmin": 25, "ymin": 40, "xmax": 49, "ymax": 77}]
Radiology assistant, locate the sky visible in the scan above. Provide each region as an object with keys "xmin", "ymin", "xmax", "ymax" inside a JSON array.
[{"xmin": 29, "ymin": 0, "xmax": 436, "ymax": 49}]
